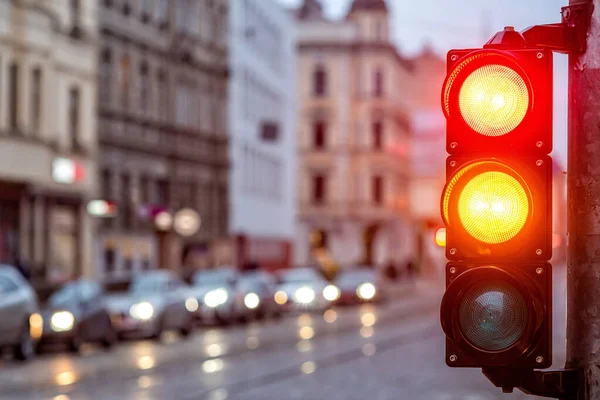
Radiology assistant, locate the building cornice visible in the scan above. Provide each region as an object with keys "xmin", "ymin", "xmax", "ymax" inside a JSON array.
[{"xmin": 298, "ymin": 41, "xmax": 413, "ymax": 71}]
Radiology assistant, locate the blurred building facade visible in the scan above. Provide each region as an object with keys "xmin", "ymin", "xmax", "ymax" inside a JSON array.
[
  {"xmin": 294, "ymin": 0, "xmax": 414, "ymax": 269},
  {"xmin": 96, "ymin": 0, "xmax": 229, "ymax": 281},
  {"xmin": 0, "ymin": 0, "xmax": 98, "ymax": 287},
  {"xmin": 228, "ymin": 0, "xmax": 297, "ymax": 271},
  {"xmin": 405, "ymin": 48, "xmax": 447, "ymax": 279}
]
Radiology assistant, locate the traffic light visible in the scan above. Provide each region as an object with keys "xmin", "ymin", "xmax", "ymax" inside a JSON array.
[{"xmin": 440, "ymin": 44, "xmax": 553, "ymax": 369}]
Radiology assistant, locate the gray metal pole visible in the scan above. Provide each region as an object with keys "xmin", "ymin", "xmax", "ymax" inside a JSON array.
[{"xmin": 566, "ymin": 1, "xmax": 600, "ymax": 398}]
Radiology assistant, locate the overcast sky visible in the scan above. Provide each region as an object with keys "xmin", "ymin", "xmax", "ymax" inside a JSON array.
[{"xmin": 278, "ymin": 0, "xmax": 569, "ymax": 167}]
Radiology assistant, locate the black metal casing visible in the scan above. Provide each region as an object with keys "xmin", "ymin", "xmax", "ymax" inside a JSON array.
[
  {"xmin": 443, "ymin": 156, "xmax": 553, "ymax": 262},
  {"xmin": 444, "ymin": 48, "xmax": 553, "ymax": 156},
  {"xmin": 441, "ymin": 263, "xmax": 552, "ymax": 369}
]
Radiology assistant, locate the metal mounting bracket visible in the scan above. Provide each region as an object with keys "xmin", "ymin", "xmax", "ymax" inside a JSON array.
[
  {"xmin": 485, "ymin": 2, "xmax": 593, "ymax": 54},
  {"xmin": 482, "ymin": 368, "xmax": 581, "ymax": 400}
]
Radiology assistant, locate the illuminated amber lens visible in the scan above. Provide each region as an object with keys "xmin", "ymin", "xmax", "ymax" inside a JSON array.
[
  {"xmin": 435, "ymin": 228, "xmax": 446, "ymax": 247},
  {"xmin": 459, "ymin": 64, "xmax": 529, "ymax": 137},
  {"xmin": 458, "ymin": 171, "xmax": 529, "ymax": 244}
]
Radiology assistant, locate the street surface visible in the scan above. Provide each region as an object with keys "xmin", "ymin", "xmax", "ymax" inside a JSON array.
[{"xmin": 0, "ymin": 266, "xmax": 566, "ymax": 400}]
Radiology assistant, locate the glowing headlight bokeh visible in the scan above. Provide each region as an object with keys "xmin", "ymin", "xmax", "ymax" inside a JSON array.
[
  {"xmin": 322, "ymin": 285, "xmax": 340, "ymax": 302},
  {"xmin": 130, "ymin": 301, "xmax": 154, "ymax": 321},
  {"xmin": 185, "ymin": 297, "xmax": 199, "ymax": 312},
  {"xmin": 50, "ymin": 311, "xmax": 75, "ymax": 332},
  {"xmin": 204, "ymin": 288, "xmax": 229, "ymax": 308},
  {"xmin": 293, "ymin": 287, "xmax": 316, "ymax": 304},
  {"xmin": 357, "ymin": 283, "xmax": 376, "ymax": 300},
  {"xmin": 274, "ymin": 290, "xmax": 288, "ymax": 305},
  {"xmin": 244, "ymin": 293, "xmax": 260, "ymax": 309}
]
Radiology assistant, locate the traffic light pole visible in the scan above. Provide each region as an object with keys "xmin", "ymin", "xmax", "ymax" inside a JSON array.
[{"xmin": 566, "ymin": 1, "xmax": 600, "ymax": 399}]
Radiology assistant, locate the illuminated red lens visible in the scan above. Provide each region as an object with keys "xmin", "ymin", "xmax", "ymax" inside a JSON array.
[{"xmin": 459, "ymin": 64, "xmax": 529, "ymax": 137}]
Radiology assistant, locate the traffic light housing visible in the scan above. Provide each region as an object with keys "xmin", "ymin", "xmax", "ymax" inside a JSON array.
[
  {"xmin": 441, "ymin": 263, "xmax": 551, "ymax": 368},
  {"xmin": 442, "ymin": 156, "xmax": 552, "ymax": 261},
  {"xmin": 443, "ymin": 48, "xmax": 553, "ymax": 155},
  {"xmin": 440, "ymin": 45, "xmax": 553, "ymax": 370}
]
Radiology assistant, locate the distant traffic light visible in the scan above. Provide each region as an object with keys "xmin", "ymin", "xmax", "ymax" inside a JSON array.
[{"xmin": 440, "ymin": 43, "xmax": 553, "ymax": 369}]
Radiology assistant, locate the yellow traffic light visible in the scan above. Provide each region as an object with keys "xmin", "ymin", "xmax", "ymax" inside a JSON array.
[
  {"xmin": 458, "ymin": 171, "xmax": 529, "ymax": 244},
  {"xmin": 442, "ymin": 160, "xmax": 534, "ymax": 248}
]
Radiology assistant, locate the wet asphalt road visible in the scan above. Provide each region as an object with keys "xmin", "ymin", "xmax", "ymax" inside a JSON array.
[{"xmin": 0, "ymin": 268, "xmax": 566, "ymax": 400}]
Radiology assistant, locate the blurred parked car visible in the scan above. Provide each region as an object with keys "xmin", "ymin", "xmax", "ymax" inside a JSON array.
[
  {"xmin": 275, "ymin": 267, "xmax": 331, "ymax": 312},
  {"xmin": 236, "ymin": 271, "xmax": 282, "ymax": 321},
  {"xmin": 335, "ymin": 269, "xmax": 385, "ymax": 305},
  {"xmin": 38, "ymin": 280, "xmax": 116, "ymax": 353},
  {"xmin": 0, "ymin": 265, "xmax": 40, "ymax": 361},
  {"xmin": 106, "ymin": 271, "xmax": 195, "ymax": 340},
  {"xmin": 189, "ymin": 267, "xmax": 240, "ymax": 325}
]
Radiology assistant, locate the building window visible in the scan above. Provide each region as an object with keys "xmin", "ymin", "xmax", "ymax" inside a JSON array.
[
  {"xmin": 140, "ymin": 0, "xmax": 151, "ymax": 23},
  {"xmin": 70, "ymin": 0, "xmax": 81, "ymax": 26},
  {"xmin": 121, "ymin": 174, "xmax": 131, "ymax": 229},
  {"xmin": 156, "ymin": 0, "xmax": 169, "ymax": 30},
  {"xmin": 157, "ymin": 179, "xmax": 169, "ymax": 206},
  {"xmin": 120, "ymin": 55, "xmax": 130, "ymax": 111},
  {"xmin": 373, "ymin": 121, "xmax": 383, "ymax": 150},
  {"xmin": 68, "ymin": 87, "xmax": 80, "ymax": 149},
  {"xmin": 313, "ymin": 65, "xmax": 327, "ymax": 97},
  {"xmin": 176, "ymin": 0, "xmax": 191, "ymax": 33},
  {"xmin": 375, "ymin": 21, "xmax": 384, "ymax": 40},
  {"xmin": 122, "ymin": 0, "xmax": 131, "ymax": 16},
  {"xmin": 139, "ymin": 62, "xmax": 149, "ymax": 115},
  {"xmin": 99, "ymin": 49, "xmax": 112, "ymax": 106},
  {"xmin": 372, "ymin": 176, "xmax": 384, "ymax": 205},
  {"xmin": 313, "ymin": 121, "xmax": 326, "ymax": 150},
  {"xmin": 312, "ymin": 174, "xmax": 326, "ymax": 205},
  {"xmin": 123, "ymin": 258, "xmax": 132, "ymax": 273},
  {"xmin": 31, "ymin": 67, "xmax": 42, "ymax": 134},
  {"xmin": 140, "ymin": 175, "xmax": 149, "ymax": 204},
  {"xmin": 9, "ymin": 62, "xmax": 18, "ymax": 130},
  {"xmin": 374, "ymin": 68, "xmax": 384, "ymax": 97},
  {"xmin": 104, "ymin": 248, "xmax": 115, "ymax": 274},
  {"xmin": 101, "ymin": 169, "xmax": 112, "ymax": 200},
  {"xmin": 157, "ymin": 70, "xmax": 167, "ymax": 121}
]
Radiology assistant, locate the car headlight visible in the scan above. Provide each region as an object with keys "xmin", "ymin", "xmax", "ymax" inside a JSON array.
[
  {"xmin": 357, "ymin": 283, "xmax": 376, "ymax": 300},
  {"xmin": 323, "ymin": 285, "xmax": 341, "ymax": 302},
  {"xmin": 274, "ymin": 290, "xmax": 288, "ymax": 305},
  {"xmin": 185, "ymin": 297, "xmax": 199, "ymax": 312},
  {"xmin": 204, "ymin": 288, "xmax": 229, "ymax": 308},
  {"xmin": 50, "ymin": 311, "xmax": 75, "ymax": 332},
  {"xmin": 244, "ymin": 293, "xmax": 260, "ymax": 309},
  {"xmin": 293, "ymin": 287, "xmax": 316, "ymax": 304},
  {"xmin": 130, "ymin": 301, "xmax": 154, "ymax": 321}
]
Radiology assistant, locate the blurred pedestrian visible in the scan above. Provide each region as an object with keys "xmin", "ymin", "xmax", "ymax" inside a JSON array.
[
  {"xmin": 244, "ymin": 260, "xmax": 260, "ymax": 271},
  {"xmin": 406, "ymin": 259, "xmax": 416, "ymax": 280},
  {"xmin": 384, "ymin": 261, "xmax": 397, "ymax": 281}
]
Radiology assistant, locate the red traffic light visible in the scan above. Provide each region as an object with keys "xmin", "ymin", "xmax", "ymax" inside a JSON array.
[{"xmin": 443, "ymin": 49, "xmax": 552, "ymax": 155}]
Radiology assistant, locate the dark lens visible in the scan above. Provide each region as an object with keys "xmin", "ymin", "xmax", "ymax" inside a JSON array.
[{"xmin": 458, "ymin": 280, "xmax": 528, "ymax": 351}]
